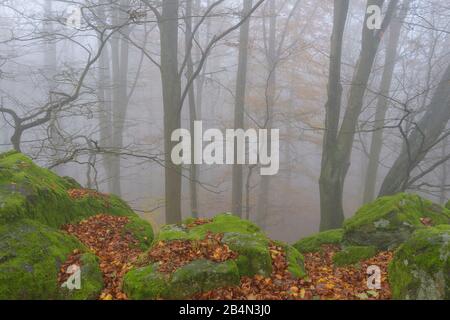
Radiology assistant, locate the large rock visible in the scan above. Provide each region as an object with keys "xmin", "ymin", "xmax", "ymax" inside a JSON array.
[
  {"xmin": 0, "ymin": 219, "xmax": 103, "ymax": 300},
  {"xmin": 123, "ymin": 260, "xmax": 240, "ymax": 300},
  {"xmin": 156, "ymin": 214, "xmax": 275, "ymax": 278},
  {"xmin": 343, "ymin": 193, "xmax": 449, "ymax": 250},
  {"xmin": 157, "ymin": 213, "xmax": 262, "ymax": 241},
  {"xmin": 169, "ymin": 260, "xmax": 240, "ymax": 299},
  {"xmin": 124, "ymin": 214, "xmax": 306, "ymax": 299},
  {"xmin": 389, "ymin": 225, "xmax": 450, "ymax": 300},
  {"xmin": 293, "ymin": 229, "xmax": 343, "ymax": 253},
  {"xmin": 332, "ymin": 245, "xmax": 377, "ymax": 267},
  {"xmin": 0, "ymin": 151, "xmax": 153, "ymax": 299},
  {"xmin": 221, "ymin": 232, "xmax": 272, "ymax": 277},
  {"xmin": 0, "ymin": 151, "xmax": 135, "ymax": 228}
]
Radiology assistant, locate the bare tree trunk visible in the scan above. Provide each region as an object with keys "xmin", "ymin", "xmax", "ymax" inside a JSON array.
[
  {"xmin": 256, "ymin": 0, "xmax": 276, "ymax": 229},
  {"xmin": 160, "ymin": 0, "xmax": 182, "ymax": 224},
  {"xmin": 245, "ymin": 164, "xmax": 256, "ymax": 220},
  {"xmin": 96, "ymin": 2, "xmax": 114, "ymax": 193},
  {"xmin": 110, "ymin": 0, "xmax": 130, "ymax": 196},
  {"xmin": 439, "ymin": 138, "xmax": 448, "ymax": 205},
  {"xmin": 185, "ymin": 0, "xmax": 199, "ymax": 218},
  {"xmin": 231, "ymin": 0, "xmax": 253, "ymax": 218},
  {"xmin": 44, "ymin": 0, "xmax": 65, "ymax": 175},
  {"xmin": 319, "ymin": 0, "xmax": 350, "ymax": 230},
  {"xmin": 379, "ymin": 63, "xmax": 450, "ymax": 196},
  {"xmin": 194, "ymin": 0, "xmax": 210, "ymax": 121},
  {"xmin": 363, "ymin": 1, "xmax": 409, "ymax": 203},
  {"xmin": 320, "ymin": 0, "xmax": 398, "ymax": 230}
]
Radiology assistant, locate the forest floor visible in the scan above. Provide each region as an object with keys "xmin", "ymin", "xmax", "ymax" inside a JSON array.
[{"xmin": 59, "ymin": 215, "xmax": 393, "ymax": 300}]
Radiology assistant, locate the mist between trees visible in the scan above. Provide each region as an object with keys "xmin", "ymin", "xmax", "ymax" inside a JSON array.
[{"xmin": 0, "ymin": 0, "xmax": 449, "ymax": 242}]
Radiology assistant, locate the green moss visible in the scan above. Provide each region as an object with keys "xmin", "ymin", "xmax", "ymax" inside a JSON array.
[
  {"xmin": 155, "ymin": 215, "xmax": 272, "ymax": 278},
  {"xmin": 285, "ymin": 245, "xmax": 306, "ymax": 279},
  {"xmin": 123, "ymin": 264, "xmax": 170, "ymax": 300},
  {"xmin": 157, "ymin": 224, "xmax": 192, "ymax": 241},
  {"xmin": 221, "ymin": 232, "xmax": 272, "ymax": 277},
  {"xmin": 60, "ymin": 176, "xmax": 82, "ymax": 189},
  {"xmin": 446, "ymin": 200, "xmax": 450, "ymax": 211},
  {"xmin": 122, "ymin": 216, "xmax": 154, "ymax": 250},
  {"xmin": 59, "ymin": 253, "xmax": 104, "ymax": 300},
  {"xmin": 157, "ymin": 213, "xmax": 263, "ymax": 242},
  {"xmin": 343, "ymin": 193, "xmax": 450, "ymax": 250},
  {"xmin": 0, "ymin": 219, "xmax": 102, "ymax": 300},
  {"xmin": 0, "ymin": 151, "xmax": 136, "ymax": 228},
  {"xmin": 388, "ymin": 225, "xmax": 450, "ymax": 300},
  {"xmin": 124, "ymin": 260, "xmax": 240, "ymax": 300},
  {"xmin": 332, "ymin": 246, "xmax": 377, "ymax": 267},
  {"xmin": 188, "ymin": 214, "xmax": 262, "ymax": 239},
  {"xmin": 293, "ymin": 229, "xmax": 343, "ymax": 253},
  {"xmin": 168, "ymin": 259, "xmax": 240, "ymax": 299}
]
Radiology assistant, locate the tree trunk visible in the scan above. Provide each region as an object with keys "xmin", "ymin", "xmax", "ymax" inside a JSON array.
[
  {"xmin": 110, "ymin": 0, "xmax": 130, "ymax": 196},
  {"xmin": 185, "ymin": 0, "xmax": 199, "ymax": 218},
  {"xmin": 363, "ymin": 1, "xmax": 409, "ymax": 203},
  {"xmin": 439, "ymin": 138, "xmax": 448, "ymax": 205},
  {"xmin": 319, "ymin": 0, "xmax": 349, "ymax": 230},
  {"xmin": 256, "ymin": 0, "xmax": 276, "ymax": 229},
  {"xmin": 96, "ymin": 3, "xmax": 114, "ymax": 193},
  {"xmin": 231, "ymin": 0, "xmax": 253, "ymax": 218},
  {"xmin": 320, "ymin": 0, "xmax": 398, "ymax": 230},
  {"xmin": 379, "ymin": 63, "xmax": 450, "ymax": 196},
  {"xmin": 160, "ymin": 0, "xmax": 182, "ymax": 224}
]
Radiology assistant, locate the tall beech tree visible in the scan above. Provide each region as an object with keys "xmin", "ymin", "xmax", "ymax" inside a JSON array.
[
  {"xmin": 363, "ymin": 0, "xmax": 410, "ymax": 203},
  {"xmin": 143, "ymin": 0, "xmax": 265, "ymax": 223},
  {"xmin": 319, "ymin": 0, "xmax": 398, "ymax": 230},
  {"xmin": 231, "ymin": 0, "xmax": 253, "ymax": 218}
]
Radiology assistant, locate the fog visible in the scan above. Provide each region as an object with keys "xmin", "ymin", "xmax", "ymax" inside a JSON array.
[{"xmin": 1, "ymin": 0, "xmax": 449, "ymax": 243}]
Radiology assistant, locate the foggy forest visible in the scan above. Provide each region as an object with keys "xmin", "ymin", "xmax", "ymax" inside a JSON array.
[{"xmin": 0, "ymin": 0, "xmax": 449, "ymax": 301}]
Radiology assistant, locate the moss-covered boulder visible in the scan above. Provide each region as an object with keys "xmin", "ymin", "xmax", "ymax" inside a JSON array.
[
  {"xmin": 59, "ymin": 252, "xmax": 104, "ymax": 300},
  {"xmin": 284, "ymin": 245, "xmax": 307, "ymax": 278},
  {"xmin": 157, "ymin": 213, "xmax": 262, "ymax": 241},
  {"xmin": 156, "ymin": 213, "xmax": 275, "ymax": 278},
  {"xmin": 124, "ymin": 214, "xmax": 306, "ymax": 299},
  {"xmin": 293, "ymin": 229, "xmax": 343, "ymax": 253},
  {"xmin": 123, "ymin": 260, "xmax": 240, "ymax": 300},
  {"xmin": 388, "ymin": 225, "xmax": 450, "ymax": 300},
  {"xmin": 123, "ymin": 264, "xmax": 170, "ymax": 300},
  {"xmin": 122, "ymin": 216, "xmax": 154, "ymax": 250},
  {"xmin": 169, "ymin": 260, "xmax": 240, "ymax": 299},
  {"xmin": 0, "ymin": 151, "xmax": 154, "ymax": 300},
  {"xmin": 343, "ymin": 193, "xmax": 450, "ymax": 250},
  {"xmin": 0, "ymin": 219, "xmax": 103, "ymax": 300},
  {"xmin": 221, "ymin": 232, "xmax": 272, "ymax": 277},
  {"xmin": 0, "ymin": 151, "xmax": 135, "ymax": 228},
  {"xmin": 332, "ymin": 246, "xmax": 377, "ymax": 267}
]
